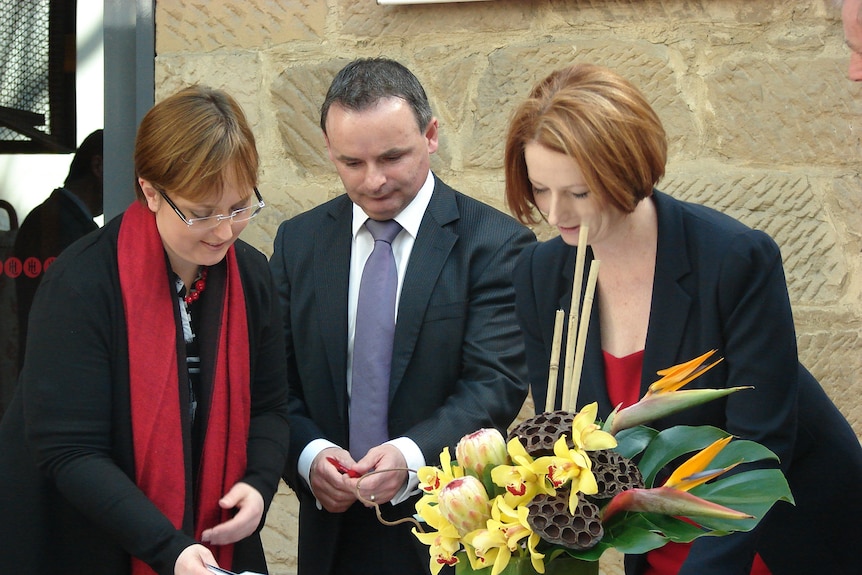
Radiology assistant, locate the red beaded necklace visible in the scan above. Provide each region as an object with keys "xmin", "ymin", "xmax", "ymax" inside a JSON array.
[{"xmin": 184, "ymin": 267, "xmax": 208, "ymax": 304}]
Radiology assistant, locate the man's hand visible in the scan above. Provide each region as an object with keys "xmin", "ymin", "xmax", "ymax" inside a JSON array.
[
  {"xmin": 349, "ymin": 443, "xmax": 408, "ymax": 507},
  {"xmin": 311, "ymin": 447, "xmax": 361, "ymax": 513},
  {"xmin": 200, "ymin": 482, "xmax": 264, "ymax": 546},
  {"xmin": 174, "ymin": 544, "xmax": 217, "ymax": 575}
]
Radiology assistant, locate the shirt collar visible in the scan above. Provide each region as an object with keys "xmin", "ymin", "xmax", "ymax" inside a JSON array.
[{"xmin": 352, "ymin": 170, "xmax": 434, "ymax": 239}]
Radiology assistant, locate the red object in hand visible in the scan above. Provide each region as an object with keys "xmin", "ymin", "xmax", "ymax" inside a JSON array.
[{"xmin": 327, "ymin": 456, "xmax": 361, "ymax": 478}]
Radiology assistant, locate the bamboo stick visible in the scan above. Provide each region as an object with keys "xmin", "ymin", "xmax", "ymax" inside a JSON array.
[
  {"xmin": 561, "ymin": 225, "xmax": 589, "ymax": 411},
  {"xmin": 546, "ymin": 309, "xmax": 565, "ymax": 412},
  {"xmin": 567, "ymin": 260, "xmax": 600, "ymax": 412}
]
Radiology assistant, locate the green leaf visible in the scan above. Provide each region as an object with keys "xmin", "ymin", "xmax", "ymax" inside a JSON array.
[
  {"xmin": 454, "ymin": 554, "xmax": 599, "ymax": 575},
  {"xmin": 597, "ymin": 513, "xmax": 672, "ymax": 554},
  {"xmin": 637, "ymin": 426, "xmax": 729, "ymax": 487},
  {"xmin": 687, "ymin": 468, "xmax": 794, "ymax": 532},
  {"xmin": 613, "ymin": 425, "xmax": 657, "ymax": 459},
  {"xmin": 640, "ymin": 512, "xmax": 724, "ymax": 541},
  {"xmin": 480, "ymin": 463, "xmax": 501, "ymax": 500},
  {"xmin": 636, "ymin": 428, "xmax": 783, "ymax": 490}
]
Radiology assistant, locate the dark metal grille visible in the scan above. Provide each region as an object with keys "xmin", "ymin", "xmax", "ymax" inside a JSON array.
[{"xmin": 0, "ymin": 0, "xmax": 76, "ymax": 154}]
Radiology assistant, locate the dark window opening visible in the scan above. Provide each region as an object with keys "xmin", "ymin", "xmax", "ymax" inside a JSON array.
[{"xmin": 0, "ymin": 0, "xmax": 76, "ymax": 154}]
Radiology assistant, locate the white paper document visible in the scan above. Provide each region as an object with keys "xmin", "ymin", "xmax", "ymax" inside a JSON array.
[{"xmin": 206, "ymin": 564, "xmax": 264, "ymax": 575}]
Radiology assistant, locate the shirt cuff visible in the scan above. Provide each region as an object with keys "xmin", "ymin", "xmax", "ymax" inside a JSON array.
[
  {"xmin": 386, "ymin": 436, "xmax": 425, "ymax": 505},
  {"xmin": 298, "ymin": 438, "xmax": 339, "ymax": 510}
]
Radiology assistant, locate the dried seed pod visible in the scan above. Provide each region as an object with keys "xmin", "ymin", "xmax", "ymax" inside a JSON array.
[
  {"xmin": 589, "ymin": 449, "xmax": 644, "ymax": 499},
  {"xmin": 526, "ymin": 488, "xmax": 604, "ymax": 550},
  {"xmin": 508, "ymin": 410, "xmax": 575, "ymax": 456}
]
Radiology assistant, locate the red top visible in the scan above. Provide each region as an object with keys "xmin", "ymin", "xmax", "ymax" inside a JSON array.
[
  {"xmin": 602, "ymin": 350, "xmax": 771, "ymax": 575},
  {"xmin": 603, "ymin": 349, "xmax": 643, "ymax": 409}
]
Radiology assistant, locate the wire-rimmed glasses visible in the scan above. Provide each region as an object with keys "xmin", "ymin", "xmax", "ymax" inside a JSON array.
[{"xmin": 159, "ymin": 187, "xmax": 265, "ymax": 230}]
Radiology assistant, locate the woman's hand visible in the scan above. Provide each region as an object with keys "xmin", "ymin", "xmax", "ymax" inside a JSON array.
[
  {"xmin": 200, "ymin": 481, "xmax": 264, "ymax": 546},
  {"xmin": 174, "ymin": 544, "xmax": 217, "ymax": 575}
]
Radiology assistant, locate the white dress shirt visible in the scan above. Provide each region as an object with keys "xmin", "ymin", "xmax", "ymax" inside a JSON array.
[{"xmin": 299, "ymin": 171, "xmax": 435, "ymax": 506}]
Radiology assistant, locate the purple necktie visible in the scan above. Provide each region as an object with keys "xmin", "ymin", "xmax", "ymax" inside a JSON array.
[{"xmin": 349, "ymin": 219, "xmax": 402, "ymax": 460}]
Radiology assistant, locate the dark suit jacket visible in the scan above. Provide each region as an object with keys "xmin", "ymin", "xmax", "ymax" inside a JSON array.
[
  {"xmin": 0, "ymin": 214, "xmax": 290, "ymax": 575},
  {"xmin": 513, "ymin": 190, "xmax": 862, "ymax": 575},
  {"xmin": 14, "ymin": 188, "xmax": 99, "ymax": 367},
  {"xmin": 270, "ymin": 175, "xmax": 535, "ymax": 574}
]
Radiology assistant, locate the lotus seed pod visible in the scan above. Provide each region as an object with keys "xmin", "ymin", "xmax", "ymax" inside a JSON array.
[
  {"xmin": 526, "ymin": 487, "xmax": 604, "ymax": 550},
  {"xmin": 588, "ymin": 449, "xmax": 644, "ymax": 499},
  {"xmin": 508, "ymin": 410, "xmax": 576, "ymax": 456}
]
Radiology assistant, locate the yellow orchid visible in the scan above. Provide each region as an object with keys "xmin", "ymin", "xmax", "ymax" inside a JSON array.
[
  {"xmin": 417, "ymin": 446, "xmax": 463, "ymax": 500},
  {"xmin": 462, "ymin": 496, "xmax": 545, "ymax": 575},
  {"xmin": 415, "ymin": 496, "xmax": 457, "ymax": 534},
  {"xmin": 507, "ymin": 435, "xmax": 541, "ymax": 469},
  {"xmin": 663, "ymin": 436, "xmax": 740, "ymax": 492},
  {"xmin": 463, "ymin": 526, "xmax": 507, "ymax": 575},
  {"xmin": 491, "ymin": 438, "xmax": 554, "ymax": 507},
  {"xmin": 534, "ymin": 435, "xmax": 599, "ymax": 514},
  {"xmin": 570, "ymin": 402, "xmax": 617, "ymax": 451},
  {"xmin": 496, "ymin": 498, "xmax": 545, "ymax": 573},
  {"xmin": 412, "ymin": 517, "xmax": 462, "ymax": 575},
  {"xmin": 413, "ymin": 496, "xmax": 465, "ymax": 574}
]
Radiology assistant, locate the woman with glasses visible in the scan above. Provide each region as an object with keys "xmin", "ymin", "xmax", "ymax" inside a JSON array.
[{"xmin": 0, "ymin": 86, "xmax": 290, "ymax": 575}]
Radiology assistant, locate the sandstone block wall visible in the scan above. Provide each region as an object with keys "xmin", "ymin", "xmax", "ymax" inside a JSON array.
[{"xmin": 153, "ymin": 1, "xmax": 860, "ymax": 573}]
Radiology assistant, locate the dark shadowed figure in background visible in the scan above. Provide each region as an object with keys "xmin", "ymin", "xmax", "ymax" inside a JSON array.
[{"xmin": 14, "ymin": 128, "xmax": 104, "ymax": 368}]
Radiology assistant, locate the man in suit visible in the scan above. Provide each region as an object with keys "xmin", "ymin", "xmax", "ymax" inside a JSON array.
[
  {"xmin": 841, "ymin": 0, "xmax": 862, "ymax": 81},
  {"xmin": 14, "ymin": 129, "xmax": 104, "ymax": 368},
  {"xmin": 270, "ymin": 58, "xmax": 535, "ymax": 575}
]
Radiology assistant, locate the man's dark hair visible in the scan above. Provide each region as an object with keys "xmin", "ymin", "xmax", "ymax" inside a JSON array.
[{"xmin": 320, "ymin": 58, "xmax": 433, "ymax": 134}]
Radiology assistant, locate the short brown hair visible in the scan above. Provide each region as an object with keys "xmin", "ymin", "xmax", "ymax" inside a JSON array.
[
  {"xmin": 133, "ymin": 85, "xmax": 259, "ymax": 203},
  {"xmin": 504, "ymin": 63, "xmax": 666, "ymax": 224}
]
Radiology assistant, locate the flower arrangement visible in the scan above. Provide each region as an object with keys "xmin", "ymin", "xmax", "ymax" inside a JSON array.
[
  {"xmin": 411, "ymin": 350, "xmax": 793, "ymax": 575},
  {"xmin": 410, "ymin": 228, "xmax": 792, "ymax": 574}
]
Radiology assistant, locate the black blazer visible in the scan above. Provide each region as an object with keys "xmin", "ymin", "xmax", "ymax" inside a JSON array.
[
  {"xmin": 270, "ymin": 175, "xmax": 535, "ymax": 574},
  {"xmin": 0, "ymin": 213, "xmax": 290, "ymax": 575},
  {"xmin": 513, "ymin": 190, "xmax": 862, "ymax": 575}
]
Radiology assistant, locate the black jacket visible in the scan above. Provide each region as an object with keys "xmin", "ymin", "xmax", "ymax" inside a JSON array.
[
  {"xmin": 270, "ymin": 175, "xmax": 535, "ymax": 574},
  {"xmin": 0, "ymin": 210, "xmax": 290, "ymax": 575},
  {"xmin": 513, "ymin": 190, "xmax": 862, "ymax": 575}
]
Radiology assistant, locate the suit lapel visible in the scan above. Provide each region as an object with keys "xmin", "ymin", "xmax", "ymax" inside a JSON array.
[
  {"xmin": 642, "ymin": 191, "xmax": 693, "ymax": 395},
  {"xmin": 389, "ymin": 179, "xmax": 459, "ymax": 398},
  {"xmin": 315, "ymin": 196, "xmax": 353, "ymax": 415}
]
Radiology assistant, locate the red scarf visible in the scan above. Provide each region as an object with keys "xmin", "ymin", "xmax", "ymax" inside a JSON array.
[{"xmin": 118, "ymin": 201, "xmax": 250, "ymax": 574}]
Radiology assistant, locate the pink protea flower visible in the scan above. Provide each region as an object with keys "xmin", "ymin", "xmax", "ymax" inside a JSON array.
[
  {"xmin": 456, "ymin": 428, "xmax": 509, "ymax": 477},
  {"xmin": 437, "ymin": 475, "xmax": 492, "ymax": 537}
]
